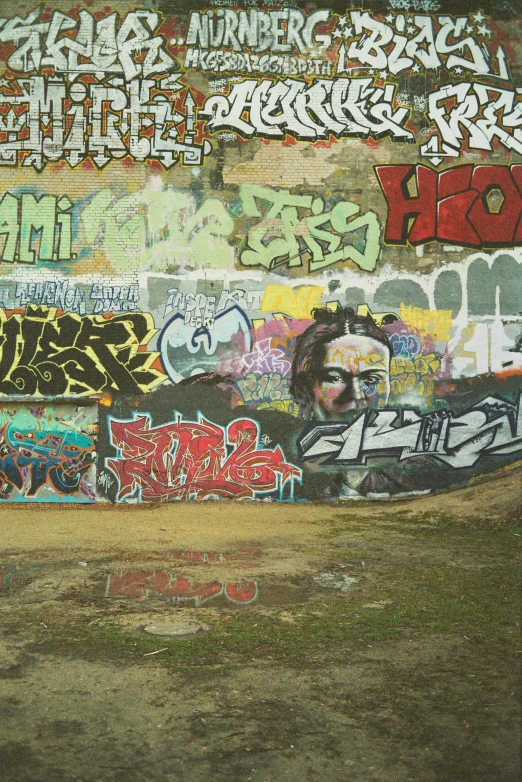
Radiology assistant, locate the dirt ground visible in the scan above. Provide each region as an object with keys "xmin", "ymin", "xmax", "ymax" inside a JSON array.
[{"xmin": 0, "ymin": 470, "xmax": 520, "ymax": 782}]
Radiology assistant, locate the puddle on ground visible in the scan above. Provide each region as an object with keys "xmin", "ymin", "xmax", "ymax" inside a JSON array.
[
  {"xmin": 1, "ymin": 558, "xmax": 360, "ymax": 608},
  {"xmin": 101, "ymin": 570, "xmax": 327, "ymax": 607},
  {"xmin": 103, "ymin": 570, "xmax": 260, "ymax": 606},
  {"xmin": 1, "ymin": 561, "xmax": 58, "ymax": 591}
]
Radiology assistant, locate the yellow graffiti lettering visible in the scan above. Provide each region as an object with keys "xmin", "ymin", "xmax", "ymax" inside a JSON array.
[
  {"xmin": 390, "ymin": 352, "xmax": 441, "ymax": 401},
  {"xmin": 0, "ymin": 306, "xmax": 165, "ymax": 397}
]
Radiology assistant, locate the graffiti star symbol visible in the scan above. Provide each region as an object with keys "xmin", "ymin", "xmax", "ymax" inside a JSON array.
[
  {"xmin": 472, "ymin": 11, "xmax": 486, "ymax": 23},
  {"xmin": 477, "ymin": 25, "xmax": 492, "ymax": 38}
]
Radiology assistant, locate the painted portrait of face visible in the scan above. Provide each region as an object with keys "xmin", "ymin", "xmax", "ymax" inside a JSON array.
[
  {"xmin": 290, "ymin": 307, "xmax": 393, "ymax": 421},
  {"xmin": 312, "ymin": 333, "xmax": 391, "ymax": 419}
]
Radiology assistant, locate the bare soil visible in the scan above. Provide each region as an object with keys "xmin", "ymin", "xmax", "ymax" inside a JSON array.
[{"xmin": 0, "ymin": 471, "xmax": 520, "ymax": 782}]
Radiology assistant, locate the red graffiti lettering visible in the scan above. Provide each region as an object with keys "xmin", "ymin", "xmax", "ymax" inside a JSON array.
[
  {"xmin": 375, "ymin": 164, "xmax": 522, "ymax": 248},
  {"xmin": 106, "ymin": 414, "xmax": 301, "ymax": 501}
]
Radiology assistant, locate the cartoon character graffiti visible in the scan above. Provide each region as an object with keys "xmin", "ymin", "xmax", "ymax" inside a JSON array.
[
  {"xmin": 159, "ymin": 305, "xmax": 252, "ymax": 383},
  {"xmin": 290, "ymin": 307, "xmax": 396, "ymax": 420}
]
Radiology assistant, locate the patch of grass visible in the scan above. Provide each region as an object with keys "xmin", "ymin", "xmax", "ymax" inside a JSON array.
[
  {"xmin": 8, "ymin": 553, "xmax": 519, "ymax": 671},
  {"xmin": 319, "ymin": 510, "xmax": 521, "ymax": 553},
  {"xmin": 2, "ymin": 511, "xmax": 519, "ymax": 675}
]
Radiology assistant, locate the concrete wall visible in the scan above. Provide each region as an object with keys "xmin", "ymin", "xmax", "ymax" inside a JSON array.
[{"xmin": 0, "ymin": 0, "xmax": 520, "ymax": 502}]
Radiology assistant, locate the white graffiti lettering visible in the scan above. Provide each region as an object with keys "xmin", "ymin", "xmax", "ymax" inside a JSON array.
[
  {"xmin": 0, "ymin": 75, "xmax": 211, "ymax": 171},
  {"xmin": 0, "ymin": 7, "xmax": 175, "ymax": 81},
  {"xmin": 0, "ymin": 280, "xmax": 142, "ymax": 316},
  {"xmin": 164, "ymin": 287, "xmax": 262, "ymax": 319},
  {"xmin": 164, "ymin": 290, "xmax": 216, "ymax": 326},
  {"xmin": 298, "ymin": 396, "xmax": 522, "ymax": 469},
  {"xmin": 185, "ymin": 8, "xmax": 331, "ymax": 53},
  {"xmin": 386, "ymin": 1, "xmax": 441, "ymax": 10},
  {"xmin": 338, "ymin": 11, "xmax": 509, "ymax": 81},
  {"xmin": 201, "ymin": 77, "xmax": 413, "ymax": 141},
  {"xmin": 184, "ymin": 48, "xmax": 333, "ymax": 76},
  {"xmin": 15, "ymin": 280, "xmax": 86, "ymax": 315},
  {"xmin": 90, "ymin": 284, "xmax": 139, "ymax": 315},
  {"xmin": 422, "ymin": 82, "xmax": 522, "ymax": 161}
]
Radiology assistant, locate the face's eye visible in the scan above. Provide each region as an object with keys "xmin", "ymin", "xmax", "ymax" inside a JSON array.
[
  {"xmin": 361, "ymin": 374, "xmax": 385, "ymax": 391},
  {"xmin": 322, "ymin": 370, "xmax": 343, "ymax": 384}
]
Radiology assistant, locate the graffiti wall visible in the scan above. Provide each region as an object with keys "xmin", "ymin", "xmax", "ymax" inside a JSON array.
[
  {"xmin": 0, "ymin": 403, "xmax": 96, "ymax": 502},
  {"xmin": 0, "ymin": 1, "xmax": 520, "ymax": 502}
]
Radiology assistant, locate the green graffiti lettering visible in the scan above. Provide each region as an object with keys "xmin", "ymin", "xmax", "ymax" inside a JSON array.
[
  {"xmin": 81, "ymin": 189, "xmax": 234, "ymax": 271},
  {"xmin": 0, "ymin": 193, "xmax": 18, "ymax": 263},
  {"xmin": 239, "ymin": 185, "xmax": 381, "ymax": 273},
  {"xmin": 20, "ymin": 194, "xmax": 57, "ymax": 263},
  {"xmin": 0, "ymin": 192, "xmax": 73, "ymax": 264}
]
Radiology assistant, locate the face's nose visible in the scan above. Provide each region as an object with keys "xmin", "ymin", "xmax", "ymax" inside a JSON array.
[
  {"xmin": 335, "ymin": 375, "xmax": 368, "ymax": 411},
  {"xmin": 350, "ymin": 375, "xmax": 367, "ymax": 408},
  {"xmin": 350, "ymin": 376, "xmax": 365, "ymax": 402}
]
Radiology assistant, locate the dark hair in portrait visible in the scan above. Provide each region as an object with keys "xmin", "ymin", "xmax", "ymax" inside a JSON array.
[{"xmin": 290, "ymin": 307, "xmax": 394, "ymax": 419}]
